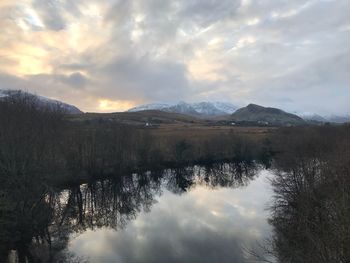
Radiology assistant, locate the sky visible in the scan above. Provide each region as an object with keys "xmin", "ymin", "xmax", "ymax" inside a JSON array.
[{"xmin": 0, "ymin": 0, "xmax": 349, "ymax": 114}]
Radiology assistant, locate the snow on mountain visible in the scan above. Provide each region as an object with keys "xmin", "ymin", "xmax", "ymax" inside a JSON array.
[
  {"xmin": 326, "ymin": 115, "xmax": 350, "ymax": 123},
  {"xmin": 128, "ymin": 103, "xmax": 174, "ymax": 112},
  {"xmin": 211, "ymin": 102, "xmax": 238, "ymax": 114},
  {"xmin": 128, "ymin": 101, "xmax": 237, "ymax": 116},
  {"xmin": 296, "ymin": 112, "xmax": 327, "ymax": 122},
  {"xmin": 295, "ymin": 111, "xmax": 350, "ymax": 123},
  {"xmin": 192, "ymin": 102, "xmax": 226, "ymax": 116},
  {"xmin": 0, "ymin": 90, "xmax": 8, "ymax": 98},
  {"xmin": 165, "ymin": 101, "xmax": 199, "ymax": 115},
  {"xmin": 0, "ymin": 89, "xmax": 82, "ymax": 114}
]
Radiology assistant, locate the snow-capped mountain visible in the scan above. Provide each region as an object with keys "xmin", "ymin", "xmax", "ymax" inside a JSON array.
[
  {"xmin": 211, "ymin": 102, "xmax": 238, "ymax": 114},
  {"xmin": 165, "ymin": 102, "xmax": 199, "ymax": 115},
  {"xmin": 127, "ymin": 103, "xmax": 174, "ymax": 112},
  {"xmin": 192, "ymin": 102, "xmax": 235, "ymax": 116},
  {"xmin": 0, "ymin": 89, "xmax": 9, "ymax": 98},
  {"xmin": 0, "ymin": 89, "xmax": 82, "ymax": 114},
  {"xmin": 296, "ymin": 111, "xmax": 350, "ymax": 123},
  {"xmin": 326, "ymin": 115, "xmax": 350, "ymax": 123},
  {"xmin": 296, "ymin": 112, "xmax": 327, "ymax": 122},
  {"xmin": 128, "ymin": 101, "xmax": 237, "ymax": 117}
]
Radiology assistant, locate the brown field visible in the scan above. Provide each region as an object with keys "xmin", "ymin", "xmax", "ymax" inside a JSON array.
[
  {"xmin": 68, "ymin": 110, "xmax": 277, "ymax": 143},
  {"xmin": 148, "ymin": 123, "xmax": 276, "ymax": 141},
  {"xmin": 68, "ymin": 110, "xmax": 203, "ymax": 125}
]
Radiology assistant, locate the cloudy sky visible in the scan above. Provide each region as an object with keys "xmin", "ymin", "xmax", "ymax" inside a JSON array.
[{"xmin": 0, "ymin": 0, "xmax": 349, "ymax": 114}]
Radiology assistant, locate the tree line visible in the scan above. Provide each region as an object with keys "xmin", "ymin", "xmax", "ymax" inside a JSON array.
[
  {"xmin": 266, "ymin": 125, "xmax": 350, "ymax": 263},
  {"xmin": 0, "ymin": 94, "xmax": 269, "ymax": 186}
]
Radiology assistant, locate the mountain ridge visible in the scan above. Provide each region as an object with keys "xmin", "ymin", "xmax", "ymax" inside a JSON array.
[
  {"xmin": 1, "ymin": 89, "xmax": 349, "ymax": 123},
  {"xmin": 0, "ymin": 89, "xmax": 82, "ymax": 114},
  {"xmin": 128, "ymin": 101, "xmax": 238, "ymax": 117},
  {"xmin": 295, "ymin": 111, "xmax": 350, "ymax": 123}
]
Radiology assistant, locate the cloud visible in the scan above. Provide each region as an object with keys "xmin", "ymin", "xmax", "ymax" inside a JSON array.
[
  {"xmin": 251, "ymin": 50, "xmax": 350, "ymax": 115},
  {"xmin": 0, "ymin": 0, "xmax": 349, "ymax": 114},
  {"xmin": 60, "ymin": 72, "xmax": 88, "ymax": 89},
  {"xmin": 32, "ymin": 0, "xmax": 66, "ymax": 31},
  {"xmin": 98, "ymin": 55, "xmax": 190, "ymax": 102},
  {"xmin": 178, "ymin": 0, "xmax": 241, "ymax": 27}
]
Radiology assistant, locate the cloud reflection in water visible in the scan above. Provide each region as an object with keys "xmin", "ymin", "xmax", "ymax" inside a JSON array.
[{"xmin": 67, "ymin": 169, "xmax": 273, "ymax": 263}]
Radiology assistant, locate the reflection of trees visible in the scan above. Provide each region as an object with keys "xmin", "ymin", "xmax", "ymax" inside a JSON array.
[
  {"xmin": 197, "ymin": 162, "xmax": 258, "ymax": 189},
  {"xmin": 57, "ymin": 162, "xmax": 258, "ymax": 232},
  {"xmin": 0, "ymin": 92, "xmax": 68, "ymax": 262},
  {"xmin": 270, "ymin": 162, "xmax": 350, "ymax": 263},
  {"xmin": 164, "ymin": 167, "xmax": 195, "ymax": 194},
  {"xmin": 164, "ymin": 161, "xmax": 258, "ymax": 194},
  {"xmin": 0, "ymin": 185, "xmax": 56, "ymax": 263},
  {"xmin": 0, "ymin": 162, "xmax": 259, "ymax": 262},
  {"xmin": 57, "ymin": 173, "xmax": 162, "ymax": 232},
  {"xmin": 268, "ymin": 127, "xmax": 350, "ymax": 263}
]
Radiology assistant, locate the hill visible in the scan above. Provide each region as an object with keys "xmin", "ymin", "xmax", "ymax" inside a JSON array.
[
  {"xmin": 231, "ymin": 104, "xmax": 305, "ymax": 126},
  {"xmin": 0, "ymin": 89, "xmax": 82, "ymax": 114}
]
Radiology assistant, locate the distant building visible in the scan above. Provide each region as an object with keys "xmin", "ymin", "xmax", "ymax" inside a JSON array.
[{"xmin": 258, "ymin": 120, "xmax": 269, "ymax": 126}]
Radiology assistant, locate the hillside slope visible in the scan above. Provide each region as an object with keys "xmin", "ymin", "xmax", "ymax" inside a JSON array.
[
  {"xmin": 231, "ymin": 104, "xmax": 305, "ymax": 126},
  {"xmin": 69, "ymin": 110, "xmax": 202, "ymax": 126},
  {"xmin": 0, "ymin": 89, "xmax": 82, "ymax": 114}
]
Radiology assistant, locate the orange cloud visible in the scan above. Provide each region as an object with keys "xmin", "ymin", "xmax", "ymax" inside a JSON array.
[{"xmin": 98, "ymin": 99, "xmax": 135, "ymax": 112}]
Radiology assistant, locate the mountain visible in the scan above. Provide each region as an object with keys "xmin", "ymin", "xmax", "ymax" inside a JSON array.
[
  {"xmin": 126, "ymin": 103, "xmax": 172, "ymax": 112},
  {"xmin": 295, "ymin": 112, "xmax": 350, "ymax": 123},
  {"xmin": 0, "ymin": 89, "xmax": 82, "ymax": 114},
  {"xmin": 326, "ymin": 115, "xmax": 350, "ymax": 123},
  {"xmin": 231, "ymin": 104, "xmax": 305, "ymax": 126},
  {"xmin": 210, "ymin": 102, "xmax": 238, "ymax": 114},
  {"xmin": 128, "ymin": 101, "xmax": 237, "ymax": 117},
  {"xmin": 164, "ymin": 101, "xmax": 200, "ymax": 116},
  {"xmin": 297, "ymin": 112, "xmax": 327, "ymax": 122},
  {"xmin": 192, "ymin": 102, "xmax": 230, "ymax": 116}
]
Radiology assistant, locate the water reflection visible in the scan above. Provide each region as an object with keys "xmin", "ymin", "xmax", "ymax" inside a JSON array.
[
  {"xmin": 1, "ymin": 162, "xmax": 273, "ymax": 262},
  {"xmin": 268, "ymin": 158, "xmax": 350, "ymax": 263}
]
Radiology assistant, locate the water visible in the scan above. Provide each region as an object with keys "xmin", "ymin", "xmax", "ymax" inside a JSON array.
[{"xmin": 53, "ymin": 164, "xmax": 274, "ymax": 263}]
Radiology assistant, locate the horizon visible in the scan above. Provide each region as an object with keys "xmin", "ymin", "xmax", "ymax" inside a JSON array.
[
  {"xmin": 0, "ymin": 0, "xmax": 349, "ymax": 115},
  {"xmin": 2, "ymin": 88, "xmax": 350, "ymax": 117}
]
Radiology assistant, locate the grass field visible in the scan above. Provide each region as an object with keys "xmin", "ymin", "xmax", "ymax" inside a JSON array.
[{"xmin": 148, "ymin": 123, "xmax": 276, "ymax": 140}]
